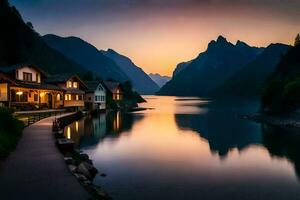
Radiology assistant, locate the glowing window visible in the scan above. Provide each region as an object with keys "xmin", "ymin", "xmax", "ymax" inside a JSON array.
[
  {"xmin": 67, "ymin": 81, "xmax": 72, "ymax": 88},
  {"xmin": 73, "ymin": 82, "xmax": 78, "ymax": 88}
]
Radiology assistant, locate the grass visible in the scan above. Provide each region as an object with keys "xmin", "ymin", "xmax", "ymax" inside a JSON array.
[{"xmin": 0, "ymin": 107, "xmax": 24, "ymax": 159}]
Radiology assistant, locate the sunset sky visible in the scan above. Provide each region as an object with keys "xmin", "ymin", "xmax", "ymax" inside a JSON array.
[{"xmin": 10, "ymin": 0, "xmax": 300, "ymax": 76}]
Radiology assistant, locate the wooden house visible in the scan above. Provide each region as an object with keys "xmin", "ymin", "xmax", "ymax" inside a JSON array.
[
  {"xmin": 0, "ymin": 64, "xmax": 64, "ymax": 110},
  {"xmin": 103, "ymin": 81, "xmax": 123, "ymax": 101},
  {"xmin": 45, "ymin": 73, "xmax": 87, "ymax": 110}
]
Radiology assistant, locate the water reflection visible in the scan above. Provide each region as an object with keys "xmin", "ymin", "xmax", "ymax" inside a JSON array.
[
  {"xmin": 64, "ymin": 112, "xmax": 143, "ymax": 148},
  {"xmin": 175, "ymin": 100, "xmax": 262, "ymax": 157},
  {"xmin": 64, "ymin": 96, "xmax": 300, "ymax": 200},
  {"xmin": 262, "ymin": 125, "xmax": 300, "ymax": 180}
]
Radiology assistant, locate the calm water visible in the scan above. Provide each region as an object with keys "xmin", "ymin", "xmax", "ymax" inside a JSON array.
[{"xmin": 65, "ymin": 96, "xmax": 300, "ymax": 200}]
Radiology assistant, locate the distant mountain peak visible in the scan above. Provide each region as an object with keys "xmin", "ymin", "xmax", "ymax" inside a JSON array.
[
  {"xmin": 216, "ymin": 35, "xmax": 227, "ymax": 43},
  {"xmin": 236, "ymin": 40, "xmax": 249, "ymax": 47},
  {"xmin": 106, "ymin": 48, "xmax": 118, "ymax": 54}
]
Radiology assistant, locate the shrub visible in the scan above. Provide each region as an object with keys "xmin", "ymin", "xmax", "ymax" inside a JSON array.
[{"xmin": 0, "ymin": 107, "xmax": 24, "ymax": 158}]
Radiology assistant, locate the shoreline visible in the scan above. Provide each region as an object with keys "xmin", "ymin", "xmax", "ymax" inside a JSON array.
[
  {"xmin": 53, "ymin": 112, "xmax": 111, "ymax": 200},
  {"xmin": 244, "ymin": 113, "xmax": 300, "ymax": 128}
]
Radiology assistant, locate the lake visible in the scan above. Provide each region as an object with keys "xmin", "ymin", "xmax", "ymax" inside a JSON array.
[{"xmin": 64, "ymin": 96, "xmax": 300, "ymax": 200}]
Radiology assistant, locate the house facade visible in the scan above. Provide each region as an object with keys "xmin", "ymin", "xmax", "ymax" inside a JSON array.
[
  {"xmin": 85, "ymin": 81, "xmax": 106, "ymax": 111},
  {"xmin": 103, "ymin": 81, "xmax": 123, "ymax": 101},
  {"xmin": 0, "ymin": 64, "xmax": 64, "ymax": 110},
  {"xmin": 46, "ymin": 73, "xmax": 87, "ymax": 110}
]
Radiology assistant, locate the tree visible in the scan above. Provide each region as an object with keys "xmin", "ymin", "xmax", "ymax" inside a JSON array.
[{"xmin": 295, "ymin": 34, "xmax": 300, "ymax": 46}]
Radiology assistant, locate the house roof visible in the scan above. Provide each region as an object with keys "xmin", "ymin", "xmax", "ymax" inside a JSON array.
[
  {"xmin": 103, "ymin": 81, "xmax": 122, "ymax": 93},
  {"xmin": 85, "ymin": 81, "xmax": 105, "ymax": 93},
  {"xmin": 45, "ymin": 73, "xmax": 76, "ymax": 83},
  {"xmin": 0, "ymin": 63, "xmax": 47, "ymax": 76},
  {"xmin": 45, "ymin": 73, "xmax": 88, "ymax": 89},
  {"xmin": 13, "ymin": 82, "xmax": 64, "ymax": 91}
]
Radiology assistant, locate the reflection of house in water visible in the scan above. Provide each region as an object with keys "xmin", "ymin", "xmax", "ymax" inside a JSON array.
[
  {"xmin": 174, "ymin": 104, "xmax": 262, "ymax": 158},
  {"xmin": 262, "ymin": 125, "xmax": 300, "ymax": 181},
  {"xmin": 64, "ymin": 120, "xmax": 85, "ymax": 147},
  {"xmin": 65, "ymin": 112, "xmax": 144, "ymax": 149}
]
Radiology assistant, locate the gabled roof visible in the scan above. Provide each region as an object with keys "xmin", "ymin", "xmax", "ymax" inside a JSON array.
[
  {"xmin": 103, "ymin": 81, "xmax": 122, "ymax": 93},
  {"xmin": 0, "ymin": 63, "xmax": 47, "ymax": 77},
  {"xmin": 45, "ymin": 73, "xmax": 88, "ymax": 89},
  {"xmin": 85, "ymin": 81, "xmax": 105, "ymax": 93}
]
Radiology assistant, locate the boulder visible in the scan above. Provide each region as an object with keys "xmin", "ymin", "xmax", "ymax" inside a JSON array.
[{"xmin": 77, "ymin": 162, "xmax": 98, "ymax": 179}]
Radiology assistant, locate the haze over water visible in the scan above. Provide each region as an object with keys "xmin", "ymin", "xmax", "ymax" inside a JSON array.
[{"xmin": 65, "ymin": 96, "xmax": 300, "ymax": 200}]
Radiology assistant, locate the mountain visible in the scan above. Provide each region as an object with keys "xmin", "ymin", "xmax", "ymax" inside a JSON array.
[
  {"xmin": 101, "ymin": 49, "xmax": 160, "ymax": 94},
  {"xmin": 172, "ymin": 61, "xmax": 192, "ymax": 77},
  {"xmin": 262, "ymin": 41, "xmax": 300, "ymax": 113},
  {"xmin": 211, "ymin": 43, "xmax": 290, "ymax": 97},
  {"xmin": 0, "ymin": 1, "xmax": 87, "ymax": 75},
  {"xmin": 148, "ymin": 73, "xmax": 171, "ymax": 88},
  {"xmin": 158, "ymin": 36, "xmax": 264, "ymax": 96},
  {"xmin": 43, "ymin": 34, "xmax": 129, "ymax": 82}
]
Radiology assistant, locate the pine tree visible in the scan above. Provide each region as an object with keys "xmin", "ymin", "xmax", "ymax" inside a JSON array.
[{"xmin": 295, "ymin": 34, "xmax": 300, "ymax": 46}]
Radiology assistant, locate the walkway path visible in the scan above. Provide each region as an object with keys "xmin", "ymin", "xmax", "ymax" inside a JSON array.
[{"xmin": 0, "ymin": 114, "xmax": 91, "ymax": 200}]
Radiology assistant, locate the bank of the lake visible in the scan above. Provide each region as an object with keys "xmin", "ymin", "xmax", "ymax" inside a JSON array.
[
  {"xmin": 65, "ymin": 96, "xmax": 300, "ymax": 200},
  {"xmin": 245, "ymin": 113, "xmax": 300, "ymax": 128},
  {"xmin": 0, "ymin": 113, "xmax": 91, "ymax": 200}
]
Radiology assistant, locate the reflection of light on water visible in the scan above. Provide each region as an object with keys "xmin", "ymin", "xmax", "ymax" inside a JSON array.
[
  {"xmin": 67, "ymin": 126, "xmax": 71, "ymax": 139},
  {"xmin": 75, "ymin": 121, "xmax": 79, "ymax": 133},
  {"xmin": 113, "ymin": 112, "xmax": 121, "ymax": 132}
]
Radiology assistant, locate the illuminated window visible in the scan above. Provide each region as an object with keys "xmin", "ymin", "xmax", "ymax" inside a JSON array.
[
  {"xmin": 65, "ymin": 94, "xmax": 71, "ymax": 101},
  {"xmin": 67, "ymin": 81, "xmax": 72, "ymax": 88},
  {"xmin": 73, "ymin": 82, "xmax": 78, "ymax": 88},
  {"xmin": 76, "ymin": 95, "xmax": 79, "ymax": 101},
  {"xmin": 57, "ymin": 94, "xmax": 61, "ymax": 101}
]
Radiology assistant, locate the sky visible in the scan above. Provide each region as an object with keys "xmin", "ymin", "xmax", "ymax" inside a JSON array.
[{"xmin": 9, "ymin": 0, "xmax": 300, "ymax": 76}]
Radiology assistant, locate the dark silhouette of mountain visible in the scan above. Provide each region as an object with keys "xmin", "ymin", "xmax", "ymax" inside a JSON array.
[
  {"xmin": 211, "ymin": 43, "xmax": 290, "ymax": 97},
  {"xmin": 262, "ymin": 41, "xmax": 300, "ymax": 113},
  {"xmin": 101, "ymin": 49, "xmax": 160, "ymax": 94},
  {"xmin": 157, "ymin": 36, "xmax": 264, "ymax": 96},
  {"xmin": 148, "ymin": 73, "xmax": 171, "ymax": 88},
  {"xmin": 0, "ymin": 1, "xmax": 87, "ymax": 75},
  {"xmin": 172, "ymin": 61, "xmax": 192, "ymax": 77},
  {"xmin": 43, "ymin": 34, "xmax": 129, "ymax": 82}
]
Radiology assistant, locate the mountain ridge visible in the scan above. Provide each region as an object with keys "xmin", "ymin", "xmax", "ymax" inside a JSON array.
[{"xmin": 158, "ymin": 35, "xmax": 264, "ymax": 96}]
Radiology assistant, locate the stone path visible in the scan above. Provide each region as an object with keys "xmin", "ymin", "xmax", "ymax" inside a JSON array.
[{"xmin": 0, "ymin": 114, "xmax": 91, "ymax": 200}]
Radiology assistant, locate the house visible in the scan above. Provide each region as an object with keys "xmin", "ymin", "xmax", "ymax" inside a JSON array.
[
  {"xmin": 0, "ymin": 64, "xmax": 64, "ymax": 110},
  {"xmin": 103, "ymin": 81, "xmax": 123, "ymax": 101},
  {"xmin": 85, "ymin": 81, "xmax": 106, "ymax": 111},
  {"xmin": 45, "ymin": 73, "xmax": 87, "ymax": 110}
]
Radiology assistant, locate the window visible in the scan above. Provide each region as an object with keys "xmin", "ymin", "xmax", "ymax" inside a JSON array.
[
  {"xmin": 57, "ymin": 94, "xmax": 61, "ymax": 101},
  {"xmin": 73, "ymin": 82, "xmax": 78, "ymax": 88},
  {"xmin": 36, "ymin": 73, "xmax": 40, "ymax": 83},
  {"xmin": 15, "ymin": 71, "xmax": 19, "ymax": 79},
  {"xmin": 23, "ymin": 72, "xmax": 32, "ymax": 82},
  {"xmin": 65, "ymin": 94, "xmax": 71, "ymax": 101},
  {"xmin": 34, "ymin": 94, "xmax": 38, "ymax": 102},
  {"xmin": 95, "ymin": 96, "xmax": 98, "ymax": 102},
  {"xmin": 76, "ymin": 95, "xmax": 79, "ymax": 101},
  {"xmin": 67, "ymin": 81, "xmax": 72, "ymax": 88},
  {"xmin": 79, "ymin": 95, "xmax": 82, "ymax": 101}
]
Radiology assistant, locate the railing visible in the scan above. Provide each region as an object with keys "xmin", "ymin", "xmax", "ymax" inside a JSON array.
[{"xmin": 14, "ymin": 109, "xmax": 67, "ymax": 127}]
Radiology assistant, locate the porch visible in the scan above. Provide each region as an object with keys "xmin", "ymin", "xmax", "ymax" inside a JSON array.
[{"xmin": 10, "ymin": 86, "xmax": 64, "ymax": 111}]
